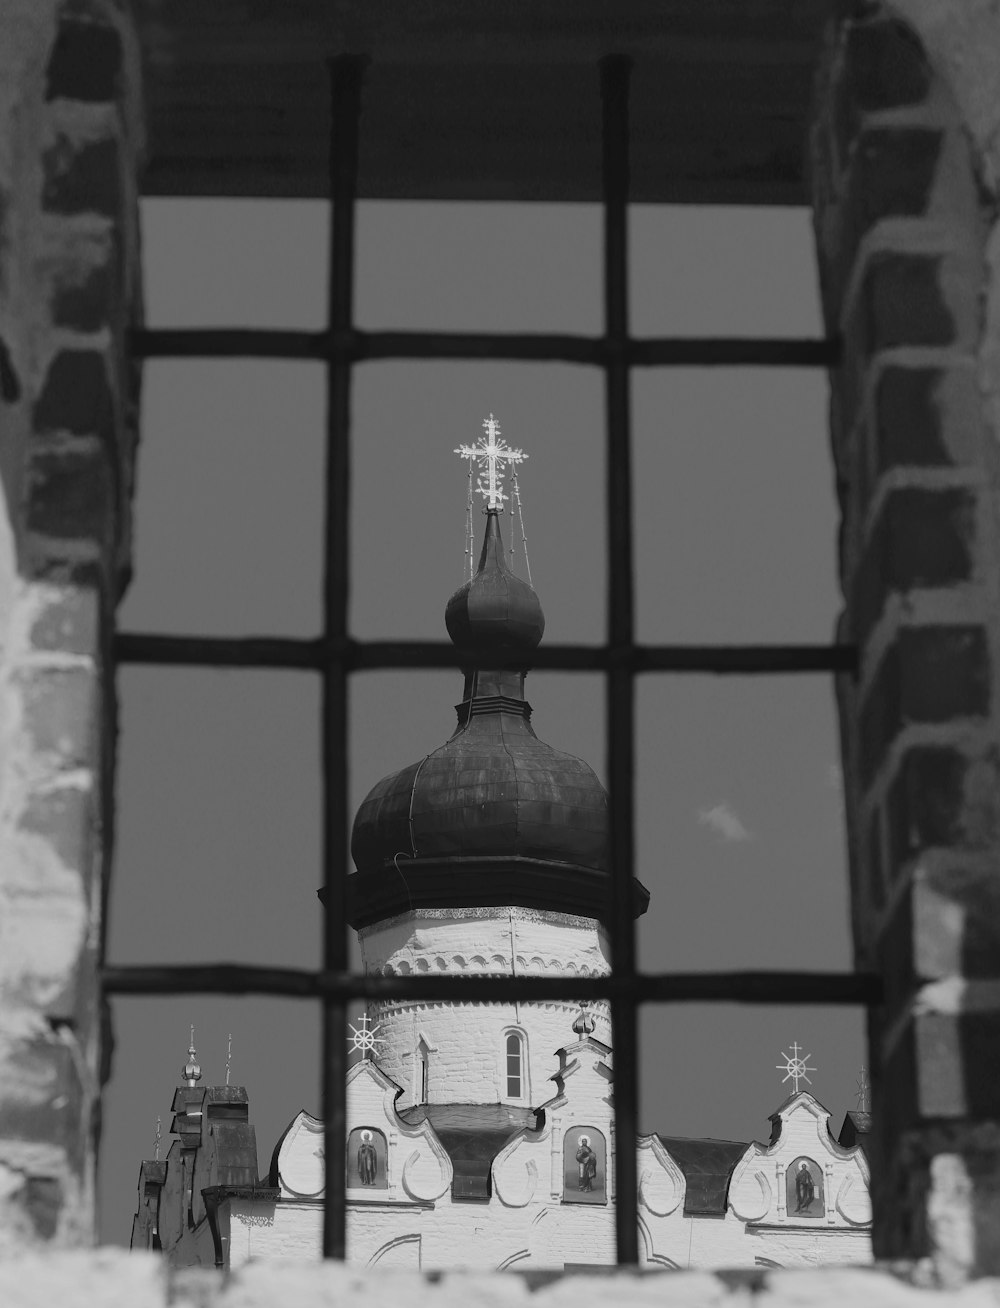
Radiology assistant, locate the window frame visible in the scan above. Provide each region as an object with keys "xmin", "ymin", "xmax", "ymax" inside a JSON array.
[
  {"xmin": 504, "ymin": 1029, "xmax": 526, "ymax": 1101},
  {"xmin": 418, "ymin": 1039, "xmax": 430, "ymax": 1105},
  {"xmin": 105, "ymin": 52, "xmax": 877, "ymax": 1267}
]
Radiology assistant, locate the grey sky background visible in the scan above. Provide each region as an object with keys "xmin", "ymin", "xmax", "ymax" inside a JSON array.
[{"xmin": 101, "ymin": 200, "xmax": 863, "ymax": 1246}]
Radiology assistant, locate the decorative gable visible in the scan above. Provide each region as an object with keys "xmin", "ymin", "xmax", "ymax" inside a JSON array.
[
  {"xmin": 636, "ymin": 1135, "xmax": 685, "ymax": 1218},
  {"xmin": 727, "ymin": 1093, "xmax": 871, "ymax": 1228},
  {"xmin": 269, "ymin": 1059, "xmax": 452, "ymax": 1204}
]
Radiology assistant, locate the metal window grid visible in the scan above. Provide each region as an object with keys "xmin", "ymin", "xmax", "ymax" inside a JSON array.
[{"xmin": 103, "ymin": 55, "xmax": 879, "ymax": 1265}]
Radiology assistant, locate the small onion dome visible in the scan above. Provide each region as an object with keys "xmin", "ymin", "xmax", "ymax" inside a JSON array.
[
  {"xmin": 344, "ymin": 511, "xmax": 650, "ymax": 929},
  {"xmin": 445, "ymin": 510, "xmax": 544, "ymax": 654},
  {"xmin": 182, "ymin": 1042, "xmax": 202, "ymax": 1087},
  {"xmin": 572, "ymin": 1005, "xmax": 597, "ymax": 1037}
]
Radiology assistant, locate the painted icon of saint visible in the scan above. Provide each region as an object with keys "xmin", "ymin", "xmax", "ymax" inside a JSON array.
[
  {"xmin": 576, "ymin": 1134, "xmax": 598, "ymax": 1192},
  {"xmin": 358, "ymin": 1129, "xmax": 378, "ymax": 1187},
  {"xmin": 795, "ymin": 1161, "xmax": 815, "ymax": 1213}
]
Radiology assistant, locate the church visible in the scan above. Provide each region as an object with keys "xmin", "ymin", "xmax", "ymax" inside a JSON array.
[{"xmin": 131, "ymin": 425, "xmax": 873, "ymax": 1272}]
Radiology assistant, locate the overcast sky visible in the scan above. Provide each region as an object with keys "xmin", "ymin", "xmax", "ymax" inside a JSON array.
[{"xmin": 101, "ymin": 199, "xmax": 864, "ymax": 1246}]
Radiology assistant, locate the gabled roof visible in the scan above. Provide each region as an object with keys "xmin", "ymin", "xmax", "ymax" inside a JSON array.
[
  {"xmin": 399, "ymin": 1103, "xmax": 540, "ymax": 1200},
  {"xmin": 656, "ymin": 1136, "xmax": 748, "ymax": 1215},
  {"xmin": 838, "ymin": 1111, "xmax": 872, "ymax": 1150}
]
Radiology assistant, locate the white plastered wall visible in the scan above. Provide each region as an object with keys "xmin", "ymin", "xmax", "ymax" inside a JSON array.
[{"xmin": 359, "ymin": 908, "xmax": 611, "ymax": 1108}]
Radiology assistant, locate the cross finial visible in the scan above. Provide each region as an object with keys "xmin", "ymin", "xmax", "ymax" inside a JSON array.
[
  {"xmin": 454, "ymin": 413, "xmax": 527, "ymax": 512},
  {"xmin": 776, "ymin": 1041, "xmax": 816, "ymax": 1094},
  {"xmin": 855, "ymin": 1065, "xmax": 870, "ymax": 1113},
  {"xmin": 154, "ymin": 1115, "xmax": 162, "ymax": 1161},
  {"xmin": 347, "ymin": 1013, "xmax": 386, "ymax": 1060},
  {"xmin": 225, "ymin": 1032, "xmax": 232, "ymax": 1087}
]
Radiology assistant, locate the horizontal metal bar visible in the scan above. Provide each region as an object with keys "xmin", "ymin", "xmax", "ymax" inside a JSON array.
[
  {"xmin": 102, "ymin": 964, "xmax": 880, "ymax": 1006},
  {"xmin": 130, "ymin": 327, "xmax": 840, "ymax": 369},
  {"xmin": 131, "ymin": 328, "xmax": 327, "ymax": 360},
  {"xmin": 115, "ymin": 632, "xmax": 323, "ymax": 669},
  {"xmin": 631, "ymin": 337, "xmax": 840, "ymax": 368},
  {"xmin": 633, "ymin": 645, "xmax": 857, "ymax": 674},
  {"xmin": 114, "ymin": 633, "xmax": 858, "ymax": 676},
  {"xmin": 365, "ymin": 330, "xmax": 597, "ymax": 364}
]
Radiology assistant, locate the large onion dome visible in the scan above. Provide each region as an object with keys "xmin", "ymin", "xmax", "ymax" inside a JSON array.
[{"xmin": 345, "ymin": 510, "xmax": 648, "ymax": 928}]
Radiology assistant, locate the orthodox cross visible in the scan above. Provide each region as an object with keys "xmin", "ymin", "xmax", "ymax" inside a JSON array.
[
  {"xmin": 454, "ymin": 413, "xmax": 527, "ymax": 512},
  {"xmin": 855, "ymin": 1065, "xmax": 870, "ymax": 1113},
  {"xmin": 154, "ymin": 1115, "xmax": 162, "ymax": 1161},
  {"xmin": 775, "ymin": 1041, "xmax": 816, "ymax": 1093}
]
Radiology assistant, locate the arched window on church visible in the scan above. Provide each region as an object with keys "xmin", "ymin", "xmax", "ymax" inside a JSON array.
[
  {"xmin": 505, "ymin": 1031, "xmax": 525, "ymax": 1099},
  {"xmin": 417, "ymin": 1038, "xmax": 430, "ymax": 1103}
]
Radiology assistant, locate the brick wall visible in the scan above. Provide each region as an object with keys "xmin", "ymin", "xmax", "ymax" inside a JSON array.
[
  {"xmin": 809, "ymin": 0, "xmax": 1000, "ymax": 1279},
  {"xmin": 0, "ymin": 0, "xmax": 142, "ymax": 1249},
  {"xmin": 1, "ymin": 1251, "xmax": 997, "ymax": 1308}
]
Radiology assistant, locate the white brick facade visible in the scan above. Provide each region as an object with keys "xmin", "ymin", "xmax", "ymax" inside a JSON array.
[
  {"xmin": 359, "ymin": 908, "xmax": 611, "ymax": 1108},
  {"xmin": 242, "ymin": 1067, "xmax": 872, "ymax": 1271},
  {"xmin": 141, "ymin": 902, "xmax": 873, "ymax": 1271}
]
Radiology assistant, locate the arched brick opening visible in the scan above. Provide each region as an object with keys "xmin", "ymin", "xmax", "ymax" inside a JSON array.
[
  {"xmin": 810, "ymin": 1, "xmax": 1000, "ymax": 1276},
  {"xmin": 0, "ymin": 0, "xmax": 142, "ymax": 1248},
  {"xmin": 3, "ymin": 0, "xmax": 1000, "ymax": 1284}
]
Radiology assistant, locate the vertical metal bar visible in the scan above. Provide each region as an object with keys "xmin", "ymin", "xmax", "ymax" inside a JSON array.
[
  {"xmin": 601, "ymin": 53, "xmax": 639, "ymax": 1267},
  {"xmin": 322, "ymin": 53, "xmax": 364, "ymax": 1262}
]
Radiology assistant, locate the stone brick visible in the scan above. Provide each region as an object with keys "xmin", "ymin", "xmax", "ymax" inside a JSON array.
[
  {"xmin": 845, "ymin": 128, "xmax": 942, "ymax": 248},
  {"xmin": 33, "ymin": 556, "xmax": 108, "ymax": 590},
  {"xmin": 26, "ymin": 445, "xmax": 113, "ymax": 542},
  {"xmin": 30, "ymin": 585, "xmax": 100, "ymax": 656},
  {"xmin": 853, "ymin": 253, "xmax": 955, "ymax": 362},
  {"xmin": 887, "ymin": 746, "xmax": 1000, "ymax": 868},
  {"xmin": 852, "ymin": 488, "xmax": 976, "ymax": 639},
  {"xmin": 42, "ymin": 135, "xmax": 120, "ymax": 217},
  {"xmin": 878, "ymin": 1120, "xmax": 1000, "ymax": 1275},
  {"xmin": 880, "ymin": 865, "xmax": 1000, "ymax": 1018},
  {"xmin": 2, "ymin": 1036, "xmax": 82, "ymax": 1159},
  {"xmin": 18, "ymin": 786, "xmax": 94, "ymax": 875},
  {"xmin": 835, "ymin": 18, "xmax": 932, "ymax": 157},
  {"xmin": 859, "ymin": 626, "xmax": 990, "ymax": 785},
  {"xmin": 46, "ymin": 18, "xmax": 122, "ymax": 103},
  {"xmin": 838, "ymin": 254, "xmax": 956, "ymax": 435},
  {"xmin": 873, "ymin": 366, "xmax": 974, "ymax": 472},
  {"xmin": 17, "ymin": 666, "xmax": 97, "ymax": 764},
  {"xmin": 33, "ymin": 350, "xmax": 114, "ymax": 444},
  {"xmin": 884, "ymin": 1009, "xmax": 1000, "ymax": 1126},
  {"xmin": 50, "ymin": 259, "xmax": 114, "ymax": 332},
  {"xmin": 23, "ymin": 1178, "xmax": 63, "ymax": 1241}
]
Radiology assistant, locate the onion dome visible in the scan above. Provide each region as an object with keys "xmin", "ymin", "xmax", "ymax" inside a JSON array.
[
  {"xmin": 346, "ymin": 510, "xmax": 649, "ymax": 928},
  {"xmin": 445, "ymin": 511, "xmax": 544, "ymax": 654},
  {"xmin": 572, "ymin": 1005, "xmax": 597, "ymax": 1037},
  {"xmin": 182, "ymin": 1035, "xmax": 202, "ymax": 1087}
]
